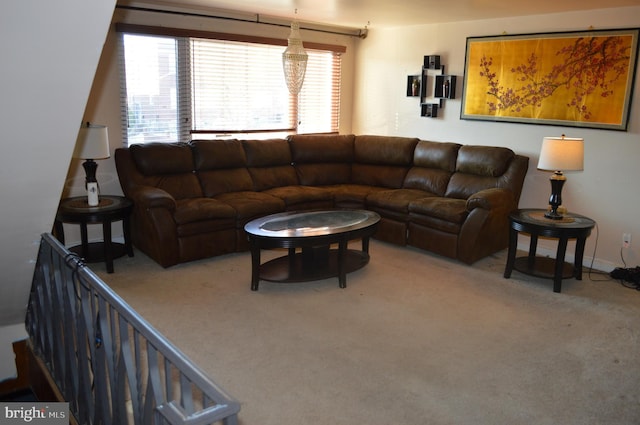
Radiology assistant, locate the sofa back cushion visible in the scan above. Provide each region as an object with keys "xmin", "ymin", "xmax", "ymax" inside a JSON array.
[
  {"xmin": 445, "ymin": 145, "xmax": 516, "ymax": 199},
  {"xmin": 242, "ymin": 139, "xmax": 299, "ymax": 191},
  {"xmin": 403, "ymin": 140, "xmax": 461, "ymax": 196},
  {"xmin": 288, "ymin": 134, "xmax": 354, "ymax": 185},
  {"xmin": 128, "ymin": 142, "xmax": 202, "ymax": 199},
  {"xmin": 352, "ymin": 135, "xmax": 419, "ymax": 188},
  {"xmin": 191, "ymin": 139, "xmax": 254, "ymax": 196}
]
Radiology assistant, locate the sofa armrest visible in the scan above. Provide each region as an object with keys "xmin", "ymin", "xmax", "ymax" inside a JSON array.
[
  {"xmin": 126, "ymin": 185, "xmax": 180, "ymax": 267},
  {"xmin": 458, "ymin": 188, "xmax": 517, "ymax": 264},
  {"xmin": 466, "ymin": 188, "xmax": 515, "ymax": 211},
  {"xmin": 128, "ymin": 185, "xmax": 177, "ymax": 211}
]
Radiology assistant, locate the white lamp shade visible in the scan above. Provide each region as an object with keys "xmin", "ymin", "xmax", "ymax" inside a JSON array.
[
  {"xmin": 537, "ymin": 136, "xmax": 584, "ymax": 172},
  {"xmin": 73, "ymin": 124, "xmax": 110, "ymax": 160}
]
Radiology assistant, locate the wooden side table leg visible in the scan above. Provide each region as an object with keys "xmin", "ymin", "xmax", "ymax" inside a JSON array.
[
  {"xmin": 123, "ymin": 216, "xmax": 134, "ymax": 257},
  {"xmin": 504, "ymin": 226, "xmax": 517, "ymax": 278},
  {"xmin": 574, "ymin": 236, "xmax": 588, "ymax": 280},
  {"xmin": 80, "ymin": 223, "xmax": 89, "ymax": 259},
  {"xmin": 103, "ymin": 221, "xmax": 114, "ymax": 273},
  {"xmin": 53, "ymin": 220, "xmax": 65, "ymax": 244},
  {"xmin": 553, "ymin": 237, "xmax": 569, "ymax": 293}
]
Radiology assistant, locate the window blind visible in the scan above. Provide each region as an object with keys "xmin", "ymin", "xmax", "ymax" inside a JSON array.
[
  {"xmin": 298, "ymin": 50, "xmax": 341, "ymax": 134},
  {"xmin": 118, "ymin": 26, "xmax": 342, "ymax": 145},
  {"xmin": 190, "ymin": 38, "xmax": 293, "ymax": 133}
]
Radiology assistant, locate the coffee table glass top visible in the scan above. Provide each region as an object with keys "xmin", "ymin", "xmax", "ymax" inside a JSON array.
[{"xmin": 245, "ymin": 210, "xmax": 380, "ymax": 237}]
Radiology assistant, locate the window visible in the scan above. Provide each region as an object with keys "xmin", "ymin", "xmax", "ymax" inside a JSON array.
[
  {"xmin": 121, "ymin": 34, "xmax": 180, "ymax": 145},
  {"xmin": 118, "ymin": 27, "xmax": 342, "ymax": 145}
]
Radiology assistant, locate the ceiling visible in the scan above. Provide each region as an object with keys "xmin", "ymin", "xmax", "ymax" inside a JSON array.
[{"xmin": 119, "ymin": 0, "xmax": 640, "ymax": 30}]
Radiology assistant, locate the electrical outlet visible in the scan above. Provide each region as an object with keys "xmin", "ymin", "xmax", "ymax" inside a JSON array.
[{"xmin": 623, "ymin": 233, "xmax": 631, "ymax": 248}]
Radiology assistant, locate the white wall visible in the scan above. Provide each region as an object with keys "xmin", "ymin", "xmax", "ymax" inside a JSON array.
[
  {"xmin": 0, "ymin": 0, "xmax": 116, "ymax": 381},
  {"xmin": 353, "ymin": 7, "xmax": 640, "ymax": 271}
]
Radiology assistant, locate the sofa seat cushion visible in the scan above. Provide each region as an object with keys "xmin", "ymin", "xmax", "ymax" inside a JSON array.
[
  {"xmin": 215, "ymin": 191, "xmax": 285, "ymax": 221},
  {"xmin": 322, "ymin": 184, "xmax": 386, "ymax": 208},
  {"xmin": 366, "ymin": 189, "xmax": 438, "ymax": 213},
  {"xmin": 173, "ymin": 198, "xmax": 237, "ymax": 225},
  {"xmin": 408, "ymin": 197, "xmax": 469, "ymax": 229},
  {"xmin": 263, "ymin": 185, "xmax": 333, "ymax": 208}
]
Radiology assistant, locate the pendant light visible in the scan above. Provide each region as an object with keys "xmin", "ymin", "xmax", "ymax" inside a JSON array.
[{"xmin": 282, "ymin": 17, "xmax": 308, "ymax": 95}]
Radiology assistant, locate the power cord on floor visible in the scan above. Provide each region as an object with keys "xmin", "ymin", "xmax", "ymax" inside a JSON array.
[
  {"xmin": 584, "ymin": 223, "xmax": 639, "ymax": 290},
  {"xmin": 609, "ymin": 247, "xmax": 640, "ymax": 290}
]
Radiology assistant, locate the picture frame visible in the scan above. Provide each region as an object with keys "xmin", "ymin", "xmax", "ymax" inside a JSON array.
[{"xmin": 460, "ymin": 28, "xmax": 640, "ymax": 131}]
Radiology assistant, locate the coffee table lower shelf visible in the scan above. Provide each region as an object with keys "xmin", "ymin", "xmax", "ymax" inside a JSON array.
[{"xmin": 259, "ymin": 249, "xmax": 370, "ymax": 285}]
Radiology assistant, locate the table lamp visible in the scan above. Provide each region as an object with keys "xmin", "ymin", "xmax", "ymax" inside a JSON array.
[
  {"xmin": 537, "ymin": 135, "xmax": 584, "ymax": 220},
  {"xmin": 73, "ymin": 123, "xmax": 110, "ymax": 206}
]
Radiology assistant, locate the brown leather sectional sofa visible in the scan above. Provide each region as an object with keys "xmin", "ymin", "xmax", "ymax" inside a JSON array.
[{"xmin": 115, "ymin": 134, "xmax": 529, "ymax": 268}]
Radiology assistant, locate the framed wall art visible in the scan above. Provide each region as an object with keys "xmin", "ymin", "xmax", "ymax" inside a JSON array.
[{"xmin": 460, "ymin": 28, "xmax": 639, "ymax": 130}]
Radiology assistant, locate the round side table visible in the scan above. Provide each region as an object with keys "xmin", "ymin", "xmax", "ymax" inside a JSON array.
[
  {"xmin": 53, "ymin": 195, "xmax": 134, "ymax": 273},
  {"xmin": 503, "ymin": 209, "xmax": 595, "ymax": 293}
]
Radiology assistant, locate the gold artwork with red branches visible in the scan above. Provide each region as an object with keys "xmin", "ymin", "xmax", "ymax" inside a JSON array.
[{"xmin": 462, "ymin": 29, "xmax": 639, "ymax": 130}]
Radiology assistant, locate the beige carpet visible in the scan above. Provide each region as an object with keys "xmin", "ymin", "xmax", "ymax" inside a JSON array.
[{"xmin": 97, "ymin": 240, "xmax": 640, "ymax": 425}]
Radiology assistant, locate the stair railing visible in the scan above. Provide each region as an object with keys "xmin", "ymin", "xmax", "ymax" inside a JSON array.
[{"xmin": 25, "ymin": 233, "xmax": 240, "ymax": 425}]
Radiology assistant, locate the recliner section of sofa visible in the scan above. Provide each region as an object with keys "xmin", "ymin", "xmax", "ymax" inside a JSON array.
[{"xmin": 115, "ymin": 134, "xmax": 529, "ymax": 267}]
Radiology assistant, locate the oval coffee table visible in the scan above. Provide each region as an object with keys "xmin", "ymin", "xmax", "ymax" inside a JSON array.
[{"xmin": 244, "ymin": 209, "xmax": 380, "ymax": 291}]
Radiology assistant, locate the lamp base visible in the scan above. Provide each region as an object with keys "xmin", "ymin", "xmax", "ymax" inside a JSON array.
[
  {"xmin": 82, "ymin": 159, "xmax": 100, "ymax": 207},
  {"xmin": 545, "ymin": 171, "xmax": 566, "ymax": 220},
  {"xmin": 544, "ymin": 205, "xmax": 568, "ymax": 220},
  {"xmin": 82, "ymin": 159, "xmax": 98, "ymax": 185},
  {"xmin": 544, "ymin": 210, "xmax": 564, "ymax": 220}
]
